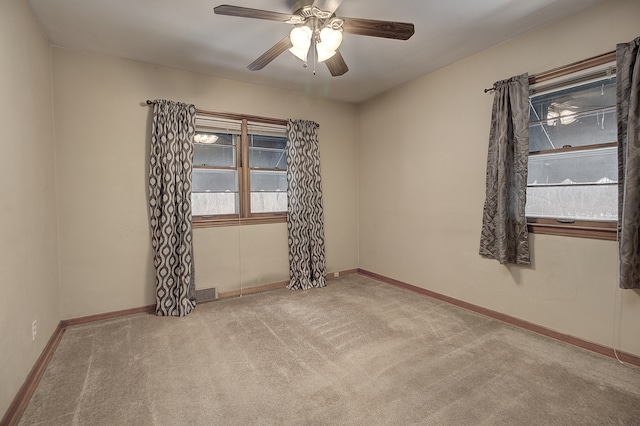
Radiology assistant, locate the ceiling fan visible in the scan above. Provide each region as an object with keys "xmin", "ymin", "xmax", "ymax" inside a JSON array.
[{"xmin": 213, "ymin": 0, "xmax": 415, "ymax": 76}]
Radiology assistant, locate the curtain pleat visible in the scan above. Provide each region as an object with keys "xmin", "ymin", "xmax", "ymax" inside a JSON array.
[
  {"xmin": 617, "ymin": 36, "xmax": 640, "ymax": 289},
  {"xmin": 479, "ymin": 73, "xmax": 531, "ymax": 265},
  {"xmin": 286, "ymin": 119, "xmax": 327, "ymax": 290},
  {"xmin": 149, "ymin": 99, "xmax": 197, "ymax": 315}
]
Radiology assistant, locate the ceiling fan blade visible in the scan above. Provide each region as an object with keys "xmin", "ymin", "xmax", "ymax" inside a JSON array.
[
  {"xmin": 248, "ymin": 36, "xmax": 292, "ymax": 71},
  {"xmin": 324, "ymin": 50, "xmax": 348, "ymax": 76},
  {"xmin": 342, "ymin": 17, "xmax": 415, "ymax": 40},
  {"xmin": 312, "ymin": 0, "xmax": 344, "ymax": 14},
  {"xmin": 214, "ymin": 5, "xmax": 295, "ymax": 22}
]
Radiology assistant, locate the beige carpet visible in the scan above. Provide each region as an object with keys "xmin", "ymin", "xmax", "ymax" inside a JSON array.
[{"xmin": 19, "ymin": 274, "xmax": 640, "ymax": 425}]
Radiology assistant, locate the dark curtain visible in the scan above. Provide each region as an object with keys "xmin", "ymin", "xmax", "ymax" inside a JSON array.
[
  {"xmin": 617, "ymin": 36, "xmax": 640, "ymax": 289},
  {"xmin": 479, "ymin": 73, "xmax": 531, "ymax": 265},
  {"xmin": 149, "ymin": 99, "xmax": 197, "ymax": 315},
  {"xmin": 286, "ymin": 119, "xmax": 327, "ymax": 290}
]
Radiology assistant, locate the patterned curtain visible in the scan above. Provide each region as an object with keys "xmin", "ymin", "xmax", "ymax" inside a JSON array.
[
  {"xmin": 149, "ymin": 99, "xmax": 197, "ymax": 316},
  {"xmin": 617, "ymin": 36, "xmax": 640, "ymax": 289},
  {"xmin": 479, "ymin": 73, "xmax": 531, "ymax": 265},
  {"xmin": 286, "ymin": 119, "xmax": 327, "ymax": 290}
]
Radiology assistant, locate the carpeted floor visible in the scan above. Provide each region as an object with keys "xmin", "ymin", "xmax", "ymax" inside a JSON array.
[{"xmin": 19, "ymin": 274, "xmax": 640, "ymax": 425}]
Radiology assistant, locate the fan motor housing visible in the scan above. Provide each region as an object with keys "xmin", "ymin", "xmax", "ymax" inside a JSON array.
[{"xmin": 292, "ymin": 0, "xmax": 314, "ymax": 15}]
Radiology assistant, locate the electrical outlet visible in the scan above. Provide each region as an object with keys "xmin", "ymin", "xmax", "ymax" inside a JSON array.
[
  {"xmin": 333, "ymin": 272, "xmax": 339, "ymax": 278},
  {"xmin": 32, "ymin": 320, "xmax": 37, "ymax": 341}
]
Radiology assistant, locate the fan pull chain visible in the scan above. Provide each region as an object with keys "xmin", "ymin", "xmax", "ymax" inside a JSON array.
[{"xmin": 313, "ymin": 42, "xmax": 317, "ymax": 75}]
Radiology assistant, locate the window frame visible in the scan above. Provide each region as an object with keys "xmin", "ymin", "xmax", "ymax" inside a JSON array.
[
  {"xmin": 192, "ymin": 110, "xmax": 288, "ymax": 228},
  {"xmin": 525, "ymin": 51, "xmax": 618, "ymax": 241}
]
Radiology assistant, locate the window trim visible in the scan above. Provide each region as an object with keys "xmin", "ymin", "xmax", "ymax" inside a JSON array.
[
  {"xmin": 193, "ymin": 214, "xmax": 287, "ymax": 228},
  {"xmin": 527, "ymin": 218, "xmax": 617, "ymax": 241},
  {"xmin": 529, "ymin": 51, "xmax": 615, "ymax": 86},
  {"xmin": 526, "ymin": 51, "xmax": 618, "ymax": 240},
  {"xmin": 529, "ymin": 141, "xmax": 617, "ymax": 156},
  {"xmin": 192, "ymin": 110, "xmax": 288, "ymax": 228}
]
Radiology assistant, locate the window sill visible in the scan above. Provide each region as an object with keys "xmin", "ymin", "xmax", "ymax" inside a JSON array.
[
  {"xmin": 193, "ymin": 214, "xmax": 287, "ymax": 228},
  {"xmin": 527, "ymin": 218, "xmax": 617, "ymax": 241}
]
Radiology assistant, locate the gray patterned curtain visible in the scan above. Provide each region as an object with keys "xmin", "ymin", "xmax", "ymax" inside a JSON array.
[
  {"xmin": 149, "ymin": 99, "xmax": 197, "ymax": 316},
  {"xmin": 617, "ymin": 36, "xmax": 640, "ymax": 289},
  {"xmin": 479, "ymin": 73, "xmax": 530, "ymax": 265},
  {"xmin": 286, "ymin": 119, "xmax": 327, "ymax": 290}
]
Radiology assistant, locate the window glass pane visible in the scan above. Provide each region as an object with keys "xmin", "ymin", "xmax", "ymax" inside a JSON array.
[
  {"xmin": 192, "ymin": 169, "xmax": 238, "ymax": 193},
  {"xmin": 191, "ymin": 169, "xmax": 238, "ymax": 216},
  {"xmin": 525, "ymin": 185, "xmax": 617, "ymax": 221},
  {"xmin": 193, "ymin": 132, "xmax": 237, "ymax": 167},
  {"xmin": 249, "ymin": 134, "xmax": 287, "ymax": 169},
  {"xmin": 191, "ymin": 193, "xmax": 238, "ymax": 216},
  {"xmin": 250, "ymin": 170, "xmax": 287, "ymax": 213},
  {"xmin": 250, "ymin": 170, "xmax": 287, "ymax": 191},
  {"xmin": 526, "ymin": 147, "xmax": 617, "ymax": 221},
  {"xmin": 529, "ymin": 77, "xmax": 616, "ymax": 152},
  {"xmin": 251, "ymin": 193, "xmax": 287, "ymax": 214},
  {"xmin": 529, "ymin": 109, "xmax": 616, "ymax": 152},
  {"xmin": 528, "ymin": 147, "xmax": 618, "ymax": 185}
]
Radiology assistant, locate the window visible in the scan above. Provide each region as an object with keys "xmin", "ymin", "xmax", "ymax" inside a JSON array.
[
  {"xmin": 247, "ymin": 126, "xmax": 288, "ymax": 214},
  {"xmin": 191, "ymin": 112, "xmax": 288, "ymax": 227},
  {"xmin": 526, "ymin": 59, "xmax": 617, "ymax": 240}
]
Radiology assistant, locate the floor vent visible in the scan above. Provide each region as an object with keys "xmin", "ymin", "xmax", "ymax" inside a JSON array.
[{"xmin": 196, "ymin": 287, "xmax": 217, "ymax": 303}]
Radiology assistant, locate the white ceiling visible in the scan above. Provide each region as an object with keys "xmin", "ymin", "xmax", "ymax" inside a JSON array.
[{"xmin": 28, "ymin": 0, "xmax": 601, "ymax": 103}]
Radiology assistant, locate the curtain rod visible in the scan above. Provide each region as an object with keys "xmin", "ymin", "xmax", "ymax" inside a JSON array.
[
  {"xmin": 144, "ymin": 100, "xmax": 319, "ymax": 128},
  {"xmin": 483, "ymin": 50, "xmax": 616, "ymax": 93}
]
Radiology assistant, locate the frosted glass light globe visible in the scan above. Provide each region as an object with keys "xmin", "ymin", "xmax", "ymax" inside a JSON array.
[
  {"xmin": 316, "ymin": 42, "xmax": 337, "ymax": 62},
  {"xmin": 289, "ymin": 45, "xmax": 310, "ymax": 61},
  {"xmin": 290, "ymin": 26, "xmax": 312, "ymax": 49},
  {"xmin": 320, "ymin": 27, "xmax": 342, "ymax": 51}
]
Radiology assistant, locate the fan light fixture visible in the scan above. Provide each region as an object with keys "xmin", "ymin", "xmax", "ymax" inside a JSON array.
[
  {"xmin": 289, "ymin": 26, "xmax": 313, "ymax": 61},
  {"xmin": 288, "ymin": 24, "xmax": 342, "ymax": 63},
  {"xmin": 213, "ymin": 2, "xmax": 415, "ymax": 77}
]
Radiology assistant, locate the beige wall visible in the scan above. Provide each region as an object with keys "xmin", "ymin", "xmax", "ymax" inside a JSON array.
[
  {"xmin": 0, "ymin": 0, "xmax": 60, "ymax": 416},
  {"xmin": 4, "ymin": 1, "xmax": 638, "ymax": 416},
  {"xmin": 358, "ymin": 0, "xmax": 640, "ymax": 356},
  {"xmin": 51, "ymin": 48, "xmax": 359, "ymax": 318}
]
